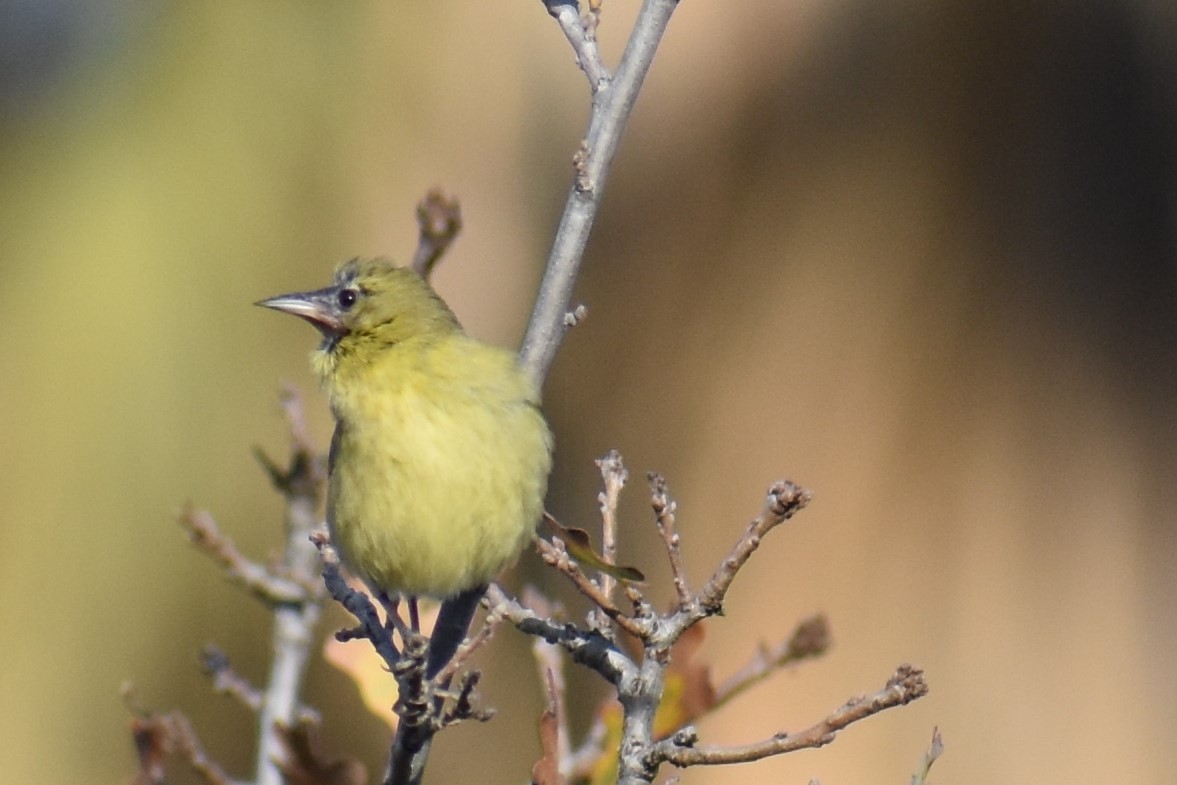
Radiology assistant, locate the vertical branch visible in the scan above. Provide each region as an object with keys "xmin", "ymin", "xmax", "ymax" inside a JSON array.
[
  {"xmin": 254, "ymin": 389, "xmax": 327, "ymax": 785},
  {"xmin": 616, "ymin": 655, "xmax": 665, "ymax": 785},
  {"xmin": 648, "ymin": 473, "xmax": 691, "ymax": 607},
  {"xmin": 595, "ymin": 451, "xmax": 628, "ymax": 632},
  {"xmin": 520, "ymin": 0, "xmax": 682, "ymax": 384}
]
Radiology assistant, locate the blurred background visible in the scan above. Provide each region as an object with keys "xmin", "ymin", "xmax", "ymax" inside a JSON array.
[{"xmin": 2, "ymin": 1, "xmax": 1175, "ymax": 783}]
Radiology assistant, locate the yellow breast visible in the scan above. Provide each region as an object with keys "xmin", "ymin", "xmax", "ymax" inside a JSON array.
[{"xmin": 322, "ymin": 334, "xmax": 552, "ymax": 598}]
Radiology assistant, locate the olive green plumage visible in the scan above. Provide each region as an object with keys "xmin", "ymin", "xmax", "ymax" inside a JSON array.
[{"xmin": 259, "ymin": 258, "xmax": 552, "ymax": 600}]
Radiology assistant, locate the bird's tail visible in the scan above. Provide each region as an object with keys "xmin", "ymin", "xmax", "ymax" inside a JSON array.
[{"xmin": 426, "ymin": 584, "xmax": 487, "ymax": 678}]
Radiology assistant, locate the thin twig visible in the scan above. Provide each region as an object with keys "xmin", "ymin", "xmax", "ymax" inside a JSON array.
[
  {"xmin": 536, "ymin": 536, "xmax": 646, "ymax": 638},
  {"xmin": 439, "ymin": 670, "xmax": 496, "ymax": 726},
  {"xmin": 179, "ymin": 509, "xmax": 311, "ymax": 605},
  {"xmin": 594, "ymin": 451, "xmax": 628, "ymax": 634},
  {"xmin": 200, "ymin": 646, "xmax": 322, "ymax": 725},
  {"xmin": 200, "ymin": 646, "xmax": 263, "ymax": 713},
  {"xmin": 648, "ymin": 665, "xmax": 929, "ymax": 768},
  {"xmin": 129, "ymin": 709, "xmax": 240, "ymax": 785},
  {"xmin": 432, "ymin": 606, "xmax": 503, "ymax": 685},
  {"xmin": 278, "ymin": 384, "xmax": 318, "ymax": 459},
  {"xmin": 486, "ymin": 584, "xmax": 633, "ymax": 685},
  {"xmin": 648, "ymin": 472, "xmax": 691, "ymax": 607},
  {"xmin": 543, "ymin": 1, "xmax": 611, "ymax": 93},
  {"xmin": 312, "ymin": 531, "xmax": 401, "ymax": 670},
  {"xmin": 695, "ymin": 481, "xmax": 812, "ymax": 616},
  {"xmin": 410, "ymin": 189, "xmax": 462, "ymax": 281},
  {"xmin": 712, "ymin": 615, "xmax": 830, "ymax": 709},
  {"xmin": 910, "ymin": 727, "xmax": 944, "ymax": 785}
]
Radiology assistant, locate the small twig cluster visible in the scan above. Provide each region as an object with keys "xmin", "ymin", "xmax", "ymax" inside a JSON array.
[
  {"xmin": 310, "ymin": 531, "xmax": 501, "ymax": 785},
  {"xmin": 126, "ymin": 388, "xmax": 332, "ymax": 785},
  {"xmin": 492, "ymin": 452, "xmax": 928, "ymax": 785},
  {"xmin": 122, "ymin": 191, "xmax": 480, "ymax": 785}
]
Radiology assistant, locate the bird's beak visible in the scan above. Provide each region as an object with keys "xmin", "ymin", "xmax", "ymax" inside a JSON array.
[{"xmin": 255, "ymin": 286, "xmax": 348, "ymax": 338}]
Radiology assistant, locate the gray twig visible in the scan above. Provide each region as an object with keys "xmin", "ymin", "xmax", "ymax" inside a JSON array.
[
  {"xmin": 648, "ymin": 472, "xmax": 691, "ymax": 607},
  {"xmin": 254, "ymin": 389, "xmax": 327, "ymax": 785},
  {"xmin": 911, "ymin": 726, "xmax": 945, "ymax": 785},
  {"xmin": 520, "ymin": 0, "xmax": 681, "ymax": 384},
  {"xmin": 543, "ymin": 0, "xmax": 611, "ymax": 92},
  {"xmin": 647, "ymin": 665, "xmax": 930, "ymax": 768},
  {"xmin": 712, "ymin": 614, "xmax": 831, "ymax": 709},
  {"xmin": 594, "ymin": 451, "xmax": 628, "ymax": 633}
]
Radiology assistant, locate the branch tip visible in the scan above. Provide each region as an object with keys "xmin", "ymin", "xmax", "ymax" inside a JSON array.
[{"xmin": 411, "ymin": 189, "xmax": 463, "ymax": 281}]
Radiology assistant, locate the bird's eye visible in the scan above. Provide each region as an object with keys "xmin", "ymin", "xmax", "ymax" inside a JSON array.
[{"xmin": 338, "ymin": 288, "xmax": 358, "ymax": 310}]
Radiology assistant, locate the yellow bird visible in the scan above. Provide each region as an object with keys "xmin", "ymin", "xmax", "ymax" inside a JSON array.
[{"xmin": 258, "ymin": 258, "xmax": 552, "ymax": 674}]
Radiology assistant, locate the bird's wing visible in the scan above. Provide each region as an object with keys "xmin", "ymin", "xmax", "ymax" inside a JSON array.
[{"xmin": 328, "ymin": 419, "xmax": 344, "ymax": 477}]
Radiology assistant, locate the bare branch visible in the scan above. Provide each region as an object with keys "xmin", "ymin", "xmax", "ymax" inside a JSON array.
[
  {"xmin": 385, "ymin": 634, "xmax": 434, "ymax": 785},
  {"xmin": 486, "ymin": 584, "xmax": 634, "ymax": 685},
  {"xmin": 129, "ymin": 709, "xmax": 239, "ymax": 785},
  {"xmin": 535, "ymin": 535, "xmax": 646, "ymax": 639},
  {"xmin": 180, "ymin": 508, "xmax": 311, "ymax": 606},
  {"xmin": 713, "ymin": 615, "xmax": 831, "ymax": 709},
  {"xmin": 312, "ymin": 531, "xmax": 401, "ymax": 670},
  {"xmin": 696, "ymin": 480, "xmax": 812, "ymax": 615},
  {"xmin": 431, "ymin": 605, "xmax": 503, "ymax": 685},
  {"xmin": 410, "ymin": 189, "xmax": 462, "ymax": 281},
  {"xmin": 543, "ymin": 0, "xmax": 611, "ymax": 92},
  {"xmin": 520, "ymin": 0, "xmax": 682, "ymax": 384},
  {"xmin": 594, "ymin": 450, "xmax": 628, "ymax": 633},
  {"xmin": 278, "ymin": 384, "xmax": 318, "ymax": 461},
  {"xmin": 648, "ymin": 472, "xmax": 691, "ymax": 607},
  {"xmin": 911, "ymin": 727, "xmax": 945, "ymax": 785},
  {"xmin": 648, "ymin": 665, "xmax": 929, "ymax": 768},
  {"xmin": 256, "ymin": 388, "xmax": 328, "ymax": 785},
  {"xmin": 199, "ymin": 646, "xmax": 322, "ymax": 726},
  {"xmin": 439, "ymin": 669, "xmax": 496, "ymax": 727},
  {"xmin": 200, "ymin": 646, "xmax": 263, "ymax": 713}
]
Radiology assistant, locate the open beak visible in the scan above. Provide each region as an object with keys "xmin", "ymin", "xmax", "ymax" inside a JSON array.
[{"xmin": 255, "ymin": 286, "xmax": 348, "ymax": 338}]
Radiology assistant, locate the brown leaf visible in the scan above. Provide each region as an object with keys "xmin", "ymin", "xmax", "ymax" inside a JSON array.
[
  {"xmin": 543, "ymin": 514, "xmax": 645, "ymax": 582},
  {"xmin": 531, "ymin": 669, "xmax": 566, "ymax": 785},
  {"xmin": 128, "ymin": 715, "xmax": 171, "ymax": 785},
  {"xmin": 276, "ymin": 723, "xmax": 368, "ymax": 785}
]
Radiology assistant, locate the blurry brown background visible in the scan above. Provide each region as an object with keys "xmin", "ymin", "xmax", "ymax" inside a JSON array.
[{"xmin": 2, "ymin": 1, "xmax": 1175, "ymax": 783}]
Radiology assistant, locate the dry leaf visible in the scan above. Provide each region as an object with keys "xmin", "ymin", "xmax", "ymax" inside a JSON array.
[
  {"xmin": 544, "ymin": 514, "xmax": 645, "ymax": 582},
  {"xmin": 531, "ymin": 669, "xmax": 566, "ymax": 785},
  {"xmin": 277, "ymin": 723, "xmax": 368, "ymax": 785}
]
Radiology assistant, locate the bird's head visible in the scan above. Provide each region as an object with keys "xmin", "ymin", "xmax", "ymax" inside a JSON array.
[{"xmin": 257, "ymin": 258, "xmax": 461, "ymax": 351}]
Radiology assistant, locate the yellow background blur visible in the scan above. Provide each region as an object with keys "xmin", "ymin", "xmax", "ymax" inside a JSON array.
[{"xmin": 2, "ymin": 2, "xmax": 1175, "ymax": 784}]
